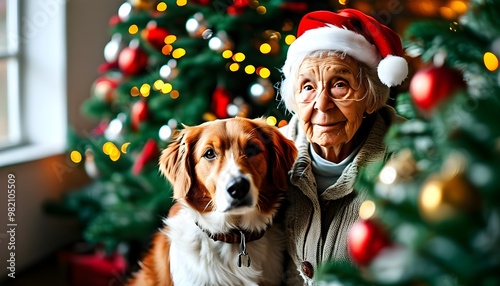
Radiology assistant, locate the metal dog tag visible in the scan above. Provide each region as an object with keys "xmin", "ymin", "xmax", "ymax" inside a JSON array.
[
  {"xmin": 238, "ymin": 252, "xmax": 251, "ymax": 267},
  {"xmin": 237, "ymin": 230, "xmax": 251, "ymax": 267}
]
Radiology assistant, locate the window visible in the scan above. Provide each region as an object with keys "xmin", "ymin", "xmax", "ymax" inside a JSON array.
[{"xmin": 0, "ymin": 0, "xmax": 21, "ymax": 149}]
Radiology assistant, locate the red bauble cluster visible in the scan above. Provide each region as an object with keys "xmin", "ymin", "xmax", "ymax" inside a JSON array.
[
  {"xmin": 142, "ymin": 23, "xmax": 170, "ymax": 50},
  {"xmin": 409, "ymin": 65, "xmax": 466, "ymax": 112},
  {"xmin": 118, "ymin": 46, "xmax": 148, "ymax": 75},
  {"xmin": 348, "ymin": 219, "xmax": 391, "ymax": 266}
]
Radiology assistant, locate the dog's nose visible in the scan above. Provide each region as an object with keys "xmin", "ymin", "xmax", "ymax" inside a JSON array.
[{"xmin": 227, "ymin": 177, "xmax": 250, "ymax": 200}]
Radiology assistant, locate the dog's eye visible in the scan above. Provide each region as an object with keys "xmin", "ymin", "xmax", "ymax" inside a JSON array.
[
  {"xmin": 203, "ymin": 148, "xmax": 217, "ymax": 160},
  {"xmin": 244, "ymin": 143, "xmax": 262, "ymax": 157}
]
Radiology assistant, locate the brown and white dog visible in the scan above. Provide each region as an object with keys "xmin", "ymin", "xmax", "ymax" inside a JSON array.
[{"xmin": 127, "ymin": 117, "xmax": 297, "ymax": 286}]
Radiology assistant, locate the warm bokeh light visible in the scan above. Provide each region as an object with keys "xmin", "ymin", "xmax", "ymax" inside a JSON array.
[
  {"xmin": 130, "ymin": 86, "xmax": 140, "ymax": 96},
  {"xmin": 257, "ymin": 67, "xmax": 271, "ymax": 78},
  {"xmin": 162, "ymin": 44, "xmax": 173, "ymax": 55},
  {"xmin": 484, "ymin": 52, "xmax": 499, "ymax": 71},
  {"xmin": 161, "ymin": 83, "xmax": 173, "ymax": 94},
  {"xmin": 140, "ymin": 84, "xmax": 151, "ymax": 97},
  {"xmin": 128, "ymin": 24, "xmax": 139, "ymax": 34},
  {"xmin": 176, "ymin": 0, "xmax": 187, "ymax": 6},
  {"xmin": 170, "ymin": 90, "xmax": 180, "ymax": 99},
  {"xmin": 157, "ymin": 2, "xmax": 167, "ymax": 12},
  {"xmin": 420, "ymin": 182, "xmax": 442, "ymax": 211},
  {"xmin": 153, "ymin": 79, "xmax": 164, "ymax": 90},
  {"xmin": 260, "ymin": 43, "xmax": 271, "ymax": 54},
  {"xmin": 339, "ymin": 0, "xmax": 348, "ymax": 5},
  {"xmin": 70, "ymin": 151, "xmax": 82, "ymax": 164},
  {"xmin": 222, "ymin": 50, "xmax": 233, "ymax": 59},
  {"xmin": 266, "ymin": 116, "xmax": 277, "ymax": 126},
  {"xmin": 233, "ymin": 52, "xmax": 246, "ymax": 62},
  {"xmin": 245, "ymin": 65, "xmax": 256, "ymax": 74},
  {"xmin": 120, "ymin": 142, "xmax": 131, "ymax": 154},
  {"xmin": 172, "ymin": 48, "xmax": 186, "ymax": 59},
  {"xmin": 164, "ymin": 35, "xmax": 177, "ymax": 44},
  {"xmin": 229, "ymin": 63, "xmax": 240, "ymax": 72},
  {"xmin": 448, "ymin": 0, "xmax": 468, "ymax": 14},
  {"xmin": 285, "ymin": 35, "xmax": 296, "ymax": 45},
  {"xmin": 359, "ymin": 200, "xmax": 376, "ymax": 220},
  {"xmin": 256, "ymin": 6, "xmax": 267, "ymax": 15}
]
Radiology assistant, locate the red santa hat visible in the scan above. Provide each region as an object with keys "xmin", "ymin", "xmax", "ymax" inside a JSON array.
[{"xmin": 282, "ymin": 9, "xmax": 408, "ymax": 87}]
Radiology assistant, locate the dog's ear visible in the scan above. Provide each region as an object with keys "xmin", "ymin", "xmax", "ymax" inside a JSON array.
[
  {"xmin": 257, "ymin": 120, "xmax": 298, "ymax": 191},
  {"xmin": 159, "ymin": 128, "xmax": 193, "ymax": 199}
]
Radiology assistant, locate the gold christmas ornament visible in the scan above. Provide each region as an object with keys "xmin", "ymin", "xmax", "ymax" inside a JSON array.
[
  {"xmin": 418, "ymin": 153, "xmax": 481, "ymax": 224},
  {"xmin": 379, "ymin": 149, "xmax": 418, "ymax": 185}
]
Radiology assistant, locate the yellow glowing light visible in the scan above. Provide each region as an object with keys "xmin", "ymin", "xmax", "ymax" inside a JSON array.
[
  {"xmin": 161, "ymin": 83, "xmax": 173, "ymax": 94},
  {"xmin": 420, "ymin": 182, "xmax": 442, "ymax": 211},
  {"xmin": 229, "ymin": 63, "xmax": 240, "ymax": 72},
  {"xmin": 109, "ymin": 152, "xmax": 121, "ymax": 161},
  {"xmin": 176, "ymin": 0, "xmax": 187, "ymax": 6},
  {"xmin": 233, "ymin": 52, "xmax": 245, "ymax": 62},
  {"xmin": 260, "ymin": 43, "xmax": 272, "ymax": 54},
  {"xmin": 222, "ymin": 50, "xmax": 233, "ymax": 59},
  {"xmin": 203, "ymin": 112, "xmax": 217, "ymax": 122},
  {"xmin": 266, "ymin": 116, "xmax": 277, "ymax": 126},
  {"xmin": 359, "ymin": 200, "xmax": 376, "ymax": 220},
  {"xmin": 121, "ymin": 142, "xmax": 131, "ymax": 154},
  {"xmin": 165, "ymin": 35, "xmax": 177, "ymax": 45},
  {"xmin": 130, "ymin": 86, "xmax": 140, "ymax": 97},
  {"xmin": 258, "ymin": 67, "xmax": 271, "ymax": 78},
  {"xmin": 70, "ymin": 150, "xmax": 82, "ymax": 163},
  {"xmin": 172, "ymin": 48, "xmax": 186, "ymax": 59},
  {"xmin": 157, "ymin": 2, "xmax": 167, "ymax": 12},
  {"xmin": 256, "ymin": 6, "xmax": 267, "ymax": 14},
  {"xmin": 140, "ymin": 84, "xmax": 151, "ymax": 97},
  {"xmin": 245, "ymin": 65, "xmax": 256, "ymax": 74},
  {"xmin": 129, "ymin": 24, "xmax": 139, "ymax": 35},
  {"xmin": 285, "ymin": 35, "xmax": 296, "ymax": 45},
  {"xmin": 103, "ymin": 142, "xmax": 118, "ymax": 155},
  {"xmin": 153, "ymin": 79, "xmax": 164, "ymax": 90},
  {"xmin": 484, "ymin": 52, "xmax": 499, "ymax": 71},
  {"xmin": 339, "ymin": 0, "xmax": 348, "ymax": 5},
  {"xmin": 448, "ymin": 0, "xmax": 467, "ymax": 14},
  {"xmin": 170, "ymin": 90, "xmax": 180, "ymax": 99}
]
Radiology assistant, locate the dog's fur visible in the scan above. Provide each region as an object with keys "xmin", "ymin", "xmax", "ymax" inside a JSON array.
[{"xmin": 127, "ymin": 117, "xmax": 297, "ymax": 286}]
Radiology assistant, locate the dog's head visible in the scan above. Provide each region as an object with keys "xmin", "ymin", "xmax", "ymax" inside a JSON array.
[{"xmin": 159, "ymin": 117, "xmax": 297, "ymax": 218}]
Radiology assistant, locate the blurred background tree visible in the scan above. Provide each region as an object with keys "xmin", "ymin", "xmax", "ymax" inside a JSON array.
[{"xmin": 316, "ymin": 0, "xmax": 500, "ymax": 285}]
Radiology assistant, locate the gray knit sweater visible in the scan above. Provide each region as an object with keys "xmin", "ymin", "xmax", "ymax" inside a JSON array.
[{"xmin": 281, "ymin": 106, "xmax": 404, "ymax": 285}]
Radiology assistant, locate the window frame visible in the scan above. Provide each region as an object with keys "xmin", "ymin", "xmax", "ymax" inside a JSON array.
[
  {"xmin": 0, "ymin": 0, "xmax": 22, "ymax": 149},
  {"xmin": 0, "ymin": 0, "xmax": 67, "ymax": 166}
]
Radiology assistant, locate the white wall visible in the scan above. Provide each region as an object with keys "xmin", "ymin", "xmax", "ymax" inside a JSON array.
[{"xmin": 0, "ymin": 0, "xmax": 123, "ymax": 279}]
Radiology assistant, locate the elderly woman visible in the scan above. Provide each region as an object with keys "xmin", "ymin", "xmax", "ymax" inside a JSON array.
[{"xmin": 278, "ymin": 9, "xmax": 408, "ymax": 285}]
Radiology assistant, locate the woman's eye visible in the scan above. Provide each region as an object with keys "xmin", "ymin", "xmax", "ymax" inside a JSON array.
[
  {"xmin": 302, "ymin": 84, "xmax": 314, "ymax": 91},
  {"xmin": 334, "ymin": 81, "xmax": 347, "ymax": 88},
  {"xmin": 203, "ymin": 148, "xmax": 216, "ymax": 160}
]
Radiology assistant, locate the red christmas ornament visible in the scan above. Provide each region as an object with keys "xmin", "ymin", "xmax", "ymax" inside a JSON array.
[
  {"xmin": 108, "ymin": 14, "xmax": 122, "ymax": 26},
  {"xmin": 142, "ymin": 23, "xmax": 170, "ymax": 50},
  {"xmin": 409, "ymin": 65, "xmax": 466, "ymax": 112},
  {"xmin": 68, "ymin": 252, "xmax": 127, "ymax": 286},
  {"xmin": 118, "ymin": 46, "xmax": 148, "ymax": 75},
  {"xmin": 132, "ymin": 139, "xmax": 159, "ymax": 174},
  {"xmin": 92, "ymin": 75, "xmax": 120, "ymax": 103},
  {"xmin": 348, "ymin": 219, "xmax": 391, "ymax": 266},
  {"xmin": 211, "ymin": 87, "xmax": 232, "ymax": 119},
  {"xmin": 190, "ymin": 0, "xmax": 210, "ymax": 5},
  {"xmin": 131, "ymin": 99, "xmax": 149, "ymax": 131}
]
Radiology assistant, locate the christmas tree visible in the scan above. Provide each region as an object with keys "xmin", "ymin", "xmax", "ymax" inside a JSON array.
[
  {"xmin": 316, "ymin": 0, "xmax": 500, "ymax": 285},
  {"xmin": 46, "ymin": 0, "xmax": 335, "ymax": 253}
]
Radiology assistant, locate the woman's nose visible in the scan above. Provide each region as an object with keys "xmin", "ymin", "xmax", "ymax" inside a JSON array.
[{"xmin": 313, "ymin": 88, "xmax": 335, "ymax": 112}]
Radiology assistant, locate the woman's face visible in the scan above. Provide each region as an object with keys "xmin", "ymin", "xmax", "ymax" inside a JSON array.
[{"xmin": 294, "ymin": 56, "xmax": 369, "ymax": 150}]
